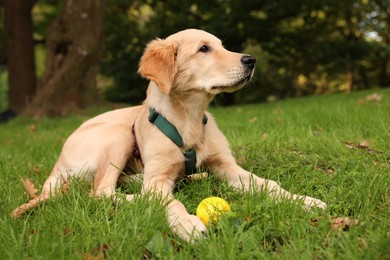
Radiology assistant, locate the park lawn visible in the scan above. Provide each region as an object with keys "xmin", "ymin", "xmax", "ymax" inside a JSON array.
[{"xmin": 0, "ymin": 89, "xmax": 389, "ymax": 259}]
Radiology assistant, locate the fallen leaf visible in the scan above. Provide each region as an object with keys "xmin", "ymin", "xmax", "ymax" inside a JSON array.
[
  {"xmin": 259, "ymin": 132, "xmax": 269, "ymax": 141},
  {"xmin": 28, "ymin": 164, "xmax": 42, "ymax": 174},
  {"xmin": 365, "ymin": 93, "xmax": 383, "ymax": 102},
  {"xmin": 330, "ymin": 217, "xmax": 358, "ymax": 231},
  {"xmin": 21, "ymin": 178, "xmax": 38, "ymax": 199},
  {"xmin": 83, "ymin": 243, "xmax": 109, "ymax": 260},
  {"xmin": 236, "ymin": 156, "xmax": 246, "ymax": 165},
  {"xmin": 83, "ymin": 251, "xmax": 104, "ymax": 260},
  {"xmin": 310, "ymin": 217, "xmax": 319, "ymax": 227},
  {"xmin": 358, "ymin": 92, "xmax": 383, "ymax": 104},
  {"xmin": 344, "ymin": 141, "xmax": 380, "ymax": 154},
  {"xmin": 310, "ymin": 216, "xmax": 328, "ymax": 227},
  {"xmin": 244, "ymin": 216, "xmax": 254, "ymax": 223},
  {"xmin": 358, "ymin": 140, "xmax": 369, "ymax": 149},
  {"xmin": 315, "ymin": 164, "xmax": 335, "ymax": 174},
  {"xmin": 315, "ymin": 125, "xmax": 324, "ymax": 132},
  {"xmin": 62, "ymin": 182, "xmax": 70, "ymax": 193},
  {"xmin": 249, "ymin": 117, "xmax": 258, "ymax": 123},
  {"xmin": 358, "ymin": 237, "xmax": 368, "ymax": 251},
  {"xmin": 28, "ymin": 124, "xmax": 37, "ymax": 132},
  {"xmin": 312, "ymin": 125, "xmax": 324, "ymax": 136},
  {"xmin": 274, "ymin": 117, "xmax": 283, "ymax": 123},
  {"xmin": 358, "ymin": 99, "xmax": 367, "ymax": 105},
  {"xmin": 63, "ymin": 227, "xmax": 71, "ymax": 235},
  {"xmin": 33, "ymin": 165, "xmax": 41, "ymax": 174}
]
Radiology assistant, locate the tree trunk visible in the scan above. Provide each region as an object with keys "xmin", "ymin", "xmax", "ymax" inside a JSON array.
[
  {"xmin": 4, "ymin": 0, "xmax": 37, "ymax": 114},
  {"xmin": 25, "ymin": 0, "xmax": 105, "ymax": 117}
]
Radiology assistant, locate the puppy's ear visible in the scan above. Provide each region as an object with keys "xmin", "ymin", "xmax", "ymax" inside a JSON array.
[{"xmin": 138, "ymin": 39, "xmax": 178, "ymax": 95}]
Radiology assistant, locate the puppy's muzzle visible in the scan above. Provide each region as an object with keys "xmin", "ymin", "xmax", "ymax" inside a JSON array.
[{"xmin": 241, "ymin": 55, "xmax": 256, "ymax": 70}]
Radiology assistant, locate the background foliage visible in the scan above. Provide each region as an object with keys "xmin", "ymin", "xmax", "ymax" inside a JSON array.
[
  {"xmin": 101, "ymin": 0, "xmax": 390, "ymax": 104},
  {"xmin": 0, "ymin": 0, "xmax": 389, "ymax": 108}
]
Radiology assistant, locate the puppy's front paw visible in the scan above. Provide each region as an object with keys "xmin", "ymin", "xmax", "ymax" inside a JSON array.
[
  {"xmin": 169, "ymin": 214, "xmax": 207, "ymax": 242},
  {"xmin": 302, "ymin": 196, "xmax": 327, "ymax": 211}
]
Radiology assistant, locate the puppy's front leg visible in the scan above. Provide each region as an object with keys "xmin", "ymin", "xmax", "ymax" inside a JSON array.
[
  {"xmin": 142, "ymin": 165, "xmax": 207, "ymax": 242},
  {"xmin": 213, "ymin": 160, "xmax": 326, "ymax": 210},
  {"xmin": 166, "ymin": 199, "xmax": 207, "ymax": 242},
  {"xmin": 203, "ymin": 117, "xmax": 326, "ymax": 210},
  {"xmin": 204, "ymin": 128, "xmax": 326, "ymax": 210}
]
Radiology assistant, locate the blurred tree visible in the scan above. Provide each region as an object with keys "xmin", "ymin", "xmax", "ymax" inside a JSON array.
[
  {"xmin": 0, "ymin": 1, "xmax": 7, "ymax": 115},
  {"xmin": 3, "ymin": 0, "xmax": 37, "ymax": 116},
  {"xmin": 232, "ymin": 0, "xmax": 386, "ymax": 99},
  {"xmin": 101, "ymin": 0, "xmax": 149, "ymax": 104},
  {"xmin": 25, "ymin": 0, "xmax": 105, "ymax": 117},
  {"xmin": 103, "ymin": 0, "xmax": 383, "ymax": 104},
  {"xmin": 0, "ymin": 1, "xmax": 5, "ymax": 66}
]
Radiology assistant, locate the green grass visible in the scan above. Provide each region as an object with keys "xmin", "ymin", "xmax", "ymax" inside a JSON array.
[{"xmin": 1, "ymin": 89, "xmax": 389, "ymax": 259}]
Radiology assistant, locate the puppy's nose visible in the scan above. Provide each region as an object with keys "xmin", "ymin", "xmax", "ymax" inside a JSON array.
[{"xmin": 241, "ymin": 55, "xmax": 256, "ymax": 69}]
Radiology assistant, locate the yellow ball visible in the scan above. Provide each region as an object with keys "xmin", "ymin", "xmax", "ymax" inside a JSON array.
[{"xmin": 196, "ymin": 197, "xmax": 231, "ymax": 227}]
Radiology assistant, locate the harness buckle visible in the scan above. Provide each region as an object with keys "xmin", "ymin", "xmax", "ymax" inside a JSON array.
[{"xmin": 184, "ymin": 148, "xmax": 197, "ymax": 175}]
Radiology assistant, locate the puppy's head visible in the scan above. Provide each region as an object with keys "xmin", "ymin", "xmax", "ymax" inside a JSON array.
[{"xmin": 138, "ymin": 29, "xmax": 255, "ymax": 96}]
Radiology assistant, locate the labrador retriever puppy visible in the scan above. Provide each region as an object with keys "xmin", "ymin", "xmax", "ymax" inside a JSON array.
[{"xmin": 12, "ymin": 29, "xmax": 326, "ymax": 242}]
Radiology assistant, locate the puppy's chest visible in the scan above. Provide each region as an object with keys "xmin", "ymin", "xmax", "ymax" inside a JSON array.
[
  {"xmin": 181, "ymin": 128, "xmax": 209, "ymax": 167},
  {"xmin": 192, "ymin": 140, "xmax": 209, "ymax": 167}
]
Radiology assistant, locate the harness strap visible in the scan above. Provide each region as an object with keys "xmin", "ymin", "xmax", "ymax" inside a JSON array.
[
  {"xmin": 148, "ymin": 107, "xmax": 207, "ymax": 175},
  {"xmin": 148, "ymin": 108, "xmax": 184, "ymax": 147}
]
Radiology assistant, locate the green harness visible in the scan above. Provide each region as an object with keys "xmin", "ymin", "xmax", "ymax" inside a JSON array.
[{"xmin": 148, "ymin": 107, "xmax": 208, "ymax": 175}]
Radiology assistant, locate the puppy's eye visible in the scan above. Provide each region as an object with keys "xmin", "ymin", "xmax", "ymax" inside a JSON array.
[{"xmin": 199, "ymin": 45, "xmax": 210, "ymax": 53}]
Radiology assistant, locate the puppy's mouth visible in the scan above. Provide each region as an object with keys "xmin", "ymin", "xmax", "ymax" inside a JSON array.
[{"xmin": 211, "ymin": 72, "xmax": 253, "ymax": 91}]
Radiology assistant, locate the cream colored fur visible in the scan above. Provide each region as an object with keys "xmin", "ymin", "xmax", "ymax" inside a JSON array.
[{"xmin": 11, "ymin": 29, "xmax": 326, "ymax": 242}]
